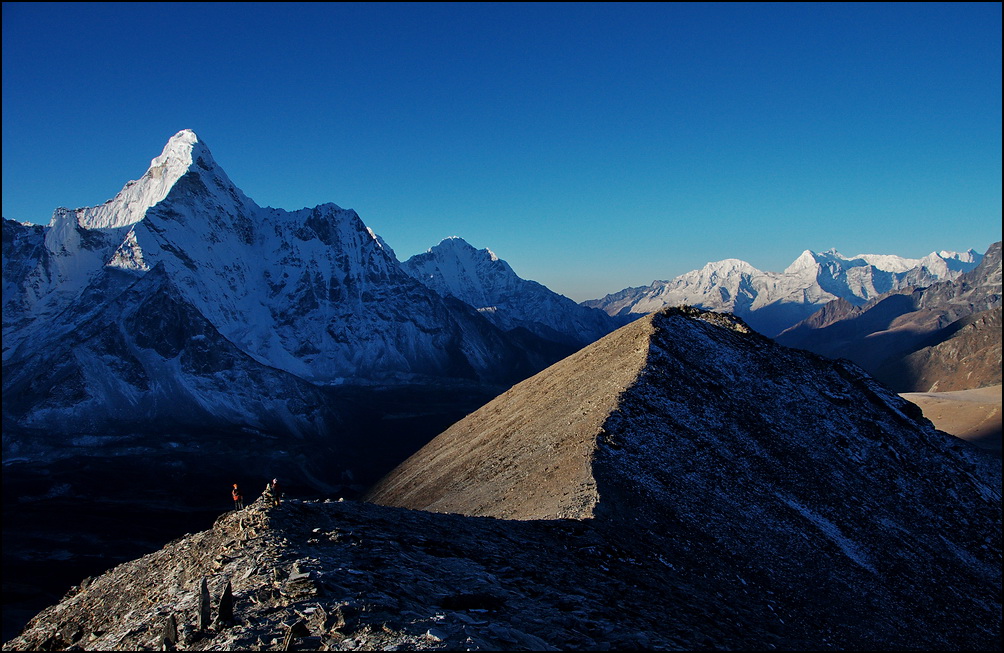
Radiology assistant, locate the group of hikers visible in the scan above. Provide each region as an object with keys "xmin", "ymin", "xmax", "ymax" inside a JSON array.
[{"xmin": 231, "ymin": 478, "xmax": 281, "ymax": 510}]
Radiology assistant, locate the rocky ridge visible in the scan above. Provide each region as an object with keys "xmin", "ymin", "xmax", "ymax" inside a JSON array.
[
  {"xmin": 365, "ymin": 306, "xmax": 1001, "ymax": 648},
  {"xmin": 5, "ymin": 308, "xmax": 1000, "ymax": 651},
  {"xmin": 4, "ymin": 486, "xmax": 998, "ymax": 652},
  {"xmin": 1, "ymin": 496, "xmax": 782, "ymax": 652},
  {"xmin": 879, "ymin": 307, "xmax": 1002, "ymax": 393}
]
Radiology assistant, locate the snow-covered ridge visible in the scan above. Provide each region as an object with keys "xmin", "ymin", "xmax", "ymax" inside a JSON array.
[
  {"xmin": 406, "ymin": 237, "xmax": 518, "ymax": 309},
  {"xmin": 425, "ymin": 236, "xmax": 501, "ymax": 262},
  {"xmin": 61, "ymin": 129, "xmax": 222, "ymax": 231},
  {"xmin": 403, "ymin": 236, "xmax": 621, "ymax": 347},
  {"xmin": 783, "ymin": 248, "xmax": 979, "ymax": 276}
]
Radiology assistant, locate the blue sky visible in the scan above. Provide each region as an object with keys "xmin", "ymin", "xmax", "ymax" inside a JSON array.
[{"xmin": 3, "ymin": 2, "xmax": 1000, "ymax": 301}]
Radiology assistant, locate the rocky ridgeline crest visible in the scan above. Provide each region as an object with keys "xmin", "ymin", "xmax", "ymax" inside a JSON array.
[
  {"xmin": 5, "ymin": 490, "xmax": 998, "ymax": 651},
  {"xmin": 2, "ymin": 496, "xmax": 752, "ymax": 651}
]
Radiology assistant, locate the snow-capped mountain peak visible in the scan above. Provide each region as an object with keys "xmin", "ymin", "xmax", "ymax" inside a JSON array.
[
  {"xmin": 403, "ymin": 237, "xmax": 622, "ymax": 348},
  {"xmin": 695, "ymin": 257, "xmax": 762, "ymax": 278},
  {"xmin": 431, "ymin": 236, "xmax": 501, "ymax": 262},
  {"xmin": 407, "ymin": 237, "xmax": 518, "ymax": 306},
  {"xmin": 783, "ymin": 249, "xmax": 823, "ymax": 276},
  {"xmin": 59, "ymin": 129, "xmax": 224, "ymax": 232},
  {"xmin": 5, "ymin": 129, "xmax": 591, "ymax": 438},
  {"xmin": 939, "ymin": 248, "xmax": 979, "ymax": 263},
  {"xmin": 151, "ymin": 128, "xmax": 203, "ymax": 167}
]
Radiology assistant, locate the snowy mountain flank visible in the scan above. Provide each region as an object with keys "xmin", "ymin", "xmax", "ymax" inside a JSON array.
[
  {"xmin": 403, "ymin": 236, "xmax": 625, "ymax": 348},
  {"xmin": 2, "ymin": 130, "xmax": 591, "ymax": 440},
  {"xmin": 583, "ymin": 248, "xmax": 982, "ymax": 337}
]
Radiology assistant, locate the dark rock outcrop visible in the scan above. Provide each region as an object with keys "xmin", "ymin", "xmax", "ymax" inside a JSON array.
[
  {"xmin": 198, "ymin": 577, "xmax": 211, "ymax": 632},
  {"xmin": 214, "ymin": 580, "xmax": 234, "ymax": 628},
  {"xmin": 159, "ymin": 613, "xmax": 177, "ymax": 651}
]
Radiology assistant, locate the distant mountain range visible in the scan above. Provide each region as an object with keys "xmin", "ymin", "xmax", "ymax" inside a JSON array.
[
  {"xmin": 2, "ymin": 128, "xmax": 994, "ymax": 442},
  {"xmin": 776, "ymin": 241, "xmax": 1002, "ymax": 392},
  {"xmin": 583, "ymin": 248, "xmax": 982, "ymax": 337}
]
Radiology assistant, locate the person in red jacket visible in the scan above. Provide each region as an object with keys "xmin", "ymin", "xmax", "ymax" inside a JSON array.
[{"xmin": 232, "ymin": 483, "xmax": 244, "ymax": 510}]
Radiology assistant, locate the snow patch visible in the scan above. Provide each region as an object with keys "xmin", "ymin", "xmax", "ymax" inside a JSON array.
[{"xmin": 777, "ymin": 494, "xmax": 876, "ymax": 574}]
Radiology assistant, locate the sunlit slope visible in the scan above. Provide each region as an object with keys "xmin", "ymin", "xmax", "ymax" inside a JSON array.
[{"xmin": 365, "ymin": 314, "xmax": 657, "ymax": 519}]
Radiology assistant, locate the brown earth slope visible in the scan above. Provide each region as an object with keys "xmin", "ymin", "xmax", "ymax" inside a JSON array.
[
  {"xmin": 367, "ymin": 306, "xmax": 999, "ymax": 533},
  {"xmin": 363, "ymin": 314, "xmax": 657, "ymax": 519},
  {"xmin": 901, "ymin": 385, "xmax": 1002, "ymax": 454}
]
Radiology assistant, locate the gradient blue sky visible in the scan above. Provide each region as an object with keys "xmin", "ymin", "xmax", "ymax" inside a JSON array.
[{"xmin": 3, "ymin": 2, "xmax": 1001, "ymax": 301}]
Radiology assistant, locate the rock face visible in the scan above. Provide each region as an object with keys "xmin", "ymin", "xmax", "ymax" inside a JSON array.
[
  {"xmin": 777, "ymin": 241, "xmax": 1002, "ymax": 392},
  {"xmin": 582, "ymin": 248, "xmax": 981, "ymax": 337},
  {"xmin": 403, "ymin": 236, "xmax": 627, "ymax": 348},
  {"xmin": 1, "ymin": 130, "xmax": 568, "ymax": 441},
  {"xmin": 5, "ymin": 309, "xmax": 998, "ymax": 651}
]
